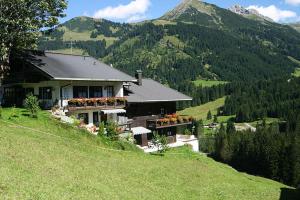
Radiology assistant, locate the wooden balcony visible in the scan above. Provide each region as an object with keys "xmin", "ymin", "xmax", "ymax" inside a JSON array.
[
  {"xmin": 66, "ymin": 97, "xmax": 127, "ymax": 111},
  {"xmin": 147, "ymin": 114, "xmax": 193, "ymax": 129}
]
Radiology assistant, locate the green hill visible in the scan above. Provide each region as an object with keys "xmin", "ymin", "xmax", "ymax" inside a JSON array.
[{"xmin": 0, "ymin": 108, "xmax": 297, "ymax": 199}]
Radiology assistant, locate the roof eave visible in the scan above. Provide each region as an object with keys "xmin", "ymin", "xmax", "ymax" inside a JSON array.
[
  {"xmin": 127, "ymin": 99, "xmax": 193, "ymax": 103},
  {"xmin": 53, "ymin": 78, "xmax": 137, "ymax": 82}
]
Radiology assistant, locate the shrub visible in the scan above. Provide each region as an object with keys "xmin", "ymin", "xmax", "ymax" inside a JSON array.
[
  {"xmin": 24, "ymin": 94, "xmax": 40, "ymax": 118},
  {"xmin": 106, "ymin": 121, "xmax": 119, "ymax": 140},
  {"xmin": 184, "ymin": 129, "xmax": 192, "ymax": 135},
  {"xmin": 0, "ymin": 107, "xmax": 2, "ymax": 119},
  {"xmin": 70, "ymin": 115, "xmax": 81, "ymax": 127},
  {"xmin": 98, "ymin": 121, "xmax": 105, "ymax": 135},
  {"xmin": 9, "ymin": 106, "xmax": 19, "ymax": 119},
  {"xmin": 152, "ymin": 132, "xmax": 169, "ymax": 154}
]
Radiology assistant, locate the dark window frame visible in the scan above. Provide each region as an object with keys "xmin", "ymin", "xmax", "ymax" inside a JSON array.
[
  {"xmin": 25, "ymin": 88, "xmax": 34, "ymax": 96},
  {"xmin": 106, "ymin": 86, "xmax": 114, "ymax": 97},
  {"xmin": 89, "ymin": 86, "xmax": 103, "ymax": 98},
  {"xmin": 73, "ymin": 86, "xmax": 88, "ymax": 98},
  {"xmin": 39, "ymin": 87, "xmax": 52, "ymax": 100}
]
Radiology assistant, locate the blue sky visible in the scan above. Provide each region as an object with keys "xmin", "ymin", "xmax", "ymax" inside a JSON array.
[{"xmin": 62, "ymin": 0, "xmax": 300, "ymax": 23}]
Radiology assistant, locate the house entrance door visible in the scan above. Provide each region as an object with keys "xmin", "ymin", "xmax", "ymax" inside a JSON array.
[{"xmin": 93, "ymin": 112, "xmax": 99, "ymax": 126}]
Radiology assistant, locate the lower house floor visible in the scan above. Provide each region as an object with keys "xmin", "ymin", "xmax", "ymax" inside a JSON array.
[
  {"xmin": 136, "ymin": 135, "xmax": 199, "ymax": 153},
  {"xmin": 69, "ymin": 108, "xmax": 127, "ymax": 127},
  {"xmin": 66, "ymin": 109, "xmax": 195, "ymax": 149}
]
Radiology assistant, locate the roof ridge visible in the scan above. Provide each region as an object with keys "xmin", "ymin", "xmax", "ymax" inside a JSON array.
[
  {"xmin": 45, "ymin": 51, "xmax": 91, "ymax": 58},
  {"xmin": 145, "ymin": 78, "xmax": 192, "ymax": 99}
]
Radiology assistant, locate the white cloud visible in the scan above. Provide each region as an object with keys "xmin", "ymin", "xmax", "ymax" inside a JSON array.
[
  {"xmin": 285, "ymin": 0, "xmax": 300, "ymax": 6},
  {"xmin": 93, "ymin": 0, "xmax": 151, "ymax": 22},
  {"xmin": 247, "ymin": 5, "xmax": 297, "ymax": 22}
]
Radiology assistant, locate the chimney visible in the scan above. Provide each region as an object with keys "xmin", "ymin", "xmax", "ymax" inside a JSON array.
[{"xmin": 135, "ymin": 70, "xmax": 143, "ymax": 86}]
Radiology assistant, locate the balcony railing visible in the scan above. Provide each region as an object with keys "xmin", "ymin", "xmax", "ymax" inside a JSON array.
[
  {"xmin": 66, "ymin": 97, "xmax": 127, "ymax": 111},
  {"xmin": 147, "ymin": 114, "xmax": 194, "ymax": 129}
]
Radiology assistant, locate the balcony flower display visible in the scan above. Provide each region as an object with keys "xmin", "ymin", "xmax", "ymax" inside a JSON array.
[
  {"xmin": 116, "ymin": 97, "xmax": 127, "ymax": 105},
  {"xmin": 96, "ymin": 98, "xmax": 106, "ymax": 106},
  {"xmin": 107, "ymin": 97, "xmax": 116, "ymax": 106},
  {"xmin": 86, "ymin": 99, "xmax": 95, "ymax": 106},
  {"xmin": 68, "ymin": 97, "xmax": 127, "ymax": 108},
  {"xmin": 183, "ymin": 116, "xmax": 190, "ymax": 122},
  {"xmin": 170, "ymin": 118, "xmax": 177, "ymax": 124},
  {"xmin": 176, "ymin": 116, "xmax": 182, "ymax": 123}
]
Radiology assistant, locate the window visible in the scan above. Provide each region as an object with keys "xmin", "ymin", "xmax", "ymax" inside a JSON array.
[
  {"xmin": 25, "ymin": 88, "xmax": 34, "ymax": 96},
  {"xmin": 106, "ymin": 86, "xmax": 114, "ymax": 97},
  {"xmin": 89, "ymin": 86, "xmax": 103, "ymax": 98},
  {"xmin": 73, "ymin": 86, "xmax": 88, "ymax": 98},
  {"xmin": 39, "ymin": 87, "xmax": 52, "ymax": 100},
  {"xmin": 78, "ymin": 113, "xmax": 89, "ymax": 124},
  {"xmin": 160, "ymin": 108, "xmax": 165, "ymax": 115}
]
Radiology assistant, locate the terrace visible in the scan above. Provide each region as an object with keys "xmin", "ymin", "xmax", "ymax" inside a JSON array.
[
  {"xmin": 147, "ymin": 114, "xmax": 194, "ymax": 129},
  {"xmin": 66, "ymin": 97, "xmax": 127, "ymax": 111}
]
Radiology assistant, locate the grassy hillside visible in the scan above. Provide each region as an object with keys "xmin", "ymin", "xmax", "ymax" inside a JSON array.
[
  {"xmin": 0, "ymin": 108, "xmax": 295, "ymax": 199},
  {"xmin": 178, "ymin": 97, "xmax": 226, "ymax": 120}
]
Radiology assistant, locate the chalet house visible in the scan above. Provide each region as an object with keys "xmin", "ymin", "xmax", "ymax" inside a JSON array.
[{"xmin": 0, "ymin": 51, "xmax": 193, "ymax": 147}]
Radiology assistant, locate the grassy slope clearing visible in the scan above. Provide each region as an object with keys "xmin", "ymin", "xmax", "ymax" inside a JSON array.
[
  {"xmin": 193, "ymin": 79, "xmax": 228, "ymax": 88},
  {"xmin": 292, "ymin": 68, "xmax": 300, "ymax": 77},
  {"xmin": 178, "ymin": 97, "xmax": 233, "ymax": 123},
  {"xmin": 0, "ymin": 108, "xmax": 294, "ymax": 199}
]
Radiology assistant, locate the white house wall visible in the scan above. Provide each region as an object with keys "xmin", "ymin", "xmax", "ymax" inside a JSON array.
[
  {"xmin": 20, "ymin": 80, "xmax": 124, "ymax": 107},
  {"xmin": 22, "ymin": 81, "xmax": 61, "ymax": 103},
  {"xmin": 59, "ymin": 81, "xmax": 124, "ymax": 99}
]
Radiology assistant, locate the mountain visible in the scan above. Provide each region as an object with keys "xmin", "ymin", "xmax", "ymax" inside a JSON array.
[
  {"xmin": 229, "ymin": 5, "xmax": 273, "ymax": 22},
  {"xmin": 289, "ymin": 22, "xmax": 300, "ymax": 32},
  {"xmin": 39, "ymin": 0, "xmax": 300, "ymax": 87}
]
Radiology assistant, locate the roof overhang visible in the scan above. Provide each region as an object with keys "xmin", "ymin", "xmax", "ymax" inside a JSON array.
[
  {"xmin": 132, "ymin": 127, "xmax": 152, "ymax": 135},
  {"xmin": 101, "ymin": 109, "xmax": 126, "ymax": 114}
]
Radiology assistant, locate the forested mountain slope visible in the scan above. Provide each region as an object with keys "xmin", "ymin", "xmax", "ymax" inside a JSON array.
[{"xmin": 39, "ymin": 0, "xmax": 300, "ymax": 87}]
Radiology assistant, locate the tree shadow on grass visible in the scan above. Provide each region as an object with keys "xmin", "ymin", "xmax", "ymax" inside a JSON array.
[{"xmin": 279, "ymin": 188, "xmax": 300, "ymax": 200}]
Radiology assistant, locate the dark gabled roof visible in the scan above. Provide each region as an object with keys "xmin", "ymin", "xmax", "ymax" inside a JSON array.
[
  {"xmin": 126, "ymin": 79, "xmax": 192, "ymax": 103},
  {"xmin": 27, "ymin": 52, "xmax": 136, "ymax": 82}
]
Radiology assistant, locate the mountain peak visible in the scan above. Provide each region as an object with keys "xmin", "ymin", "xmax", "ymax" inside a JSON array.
[
  {"xmin": 229, "ymin": 5, "xmax": 273, "ymax": 22},
  {"xmin": 160, "ymin": 0, "xmax": 215, "ymax": 21}
]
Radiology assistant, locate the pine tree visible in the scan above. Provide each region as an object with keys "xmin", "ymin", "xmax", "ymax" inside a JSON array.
[
  {"xmin": 226, "ymin": 120, "xmax": 236, "ymax": 134},
  {"xmin": 213, "ymin": 115, "xmax": 218, "ymax": 123},
  {"xmin": 292, "ymin": 116, "xmax": 300, "ymax": 186},
  {"xmin": 207, "ymin": 110, "xmax": 212, "ymax": 120}
]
